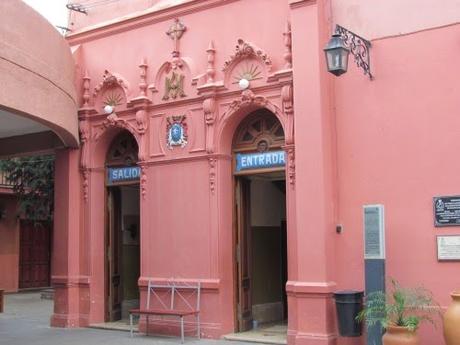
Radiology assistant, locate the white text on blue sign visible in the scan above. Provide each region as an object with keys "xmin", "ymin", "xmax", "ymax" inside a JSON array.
[
  {"xmin": 236, "ymin": 151, "xmax": 285, "ymax": 172},
  {"xmin": 108, "ymin": 166, "xmax": 141, "ymax": 184}
]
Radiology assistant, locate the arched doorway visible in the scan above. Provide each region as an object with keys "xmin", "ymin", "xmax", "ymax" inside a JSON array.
[
  {"xmin": 232, "ymin": 109, "xmax": 288, "ymax": 335},
  {"xmin": 105, "ymin": 130, "xmax": 141, "ymax": 322}
]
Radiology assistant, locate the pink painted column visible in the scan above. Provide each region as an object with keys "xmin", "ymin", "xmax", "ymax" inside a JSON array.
[
  {"xmin": 87, "ymin": 169, "xmax": 106, "ymax": 324},
  {"xmin": 51, "ymin": 149, "xmax": 82, "ymax": 327},
  {"xmin": 288, "ymin": 1, "xmax": 338, "ymax": 344}
]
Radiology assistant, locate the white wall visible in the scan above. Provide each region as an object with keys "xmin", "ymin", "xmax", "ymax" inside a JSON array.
[
  {"xmin": 250, "ymin": 179, "xmax": 286, "ymax": 227},
  {"xmin": 331, "ymin": 0, "xmax": 460, "ymax": 40}
]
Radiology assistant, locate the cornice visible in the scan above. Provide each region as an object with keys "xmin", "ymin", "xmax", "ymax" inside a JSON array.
[
  {"xmin": 66, "ymin": 0, "xmax": 240, "ymax": 45},
  {"xmin": 143, "ymin": 153, "xmax": 231, "ymax": 167},
  {"xmin": 89, "ymin": 153, "xmax": 231, "ymax": 171}
]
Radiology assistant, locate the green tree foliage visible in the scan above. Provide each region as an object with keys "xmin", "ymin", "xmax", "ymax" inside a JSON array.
[{"xmin": 0, "ymin": 155, "xmax": 54, "ymax": 222}]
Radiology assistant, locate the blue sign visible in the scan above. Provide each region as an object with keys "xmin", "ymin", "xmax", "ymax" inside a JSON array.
[
  {"xmin": 235, "ymin": 150, "xmax": 286, "ymax": 172},
  {"xmin": 107, "ymin": 166, "xmax": 141, "ymax": 184}
]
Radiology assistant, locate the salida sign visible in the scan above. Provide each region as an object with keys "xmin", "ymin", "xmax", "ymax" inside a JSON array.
[
  {"xmin": 235, "ymin": 150, "xmax": 285, "ymax": 172},
  {"xmin": 107, "ymin": 166, "xmax": 140, "ymax": 185}
]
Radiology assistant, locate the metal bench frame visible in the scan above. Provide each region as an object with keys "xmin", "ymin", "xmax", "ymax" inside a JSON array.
[{"xmin": 130, "ymin": 281, "xmax": 201, "ymax": 343}]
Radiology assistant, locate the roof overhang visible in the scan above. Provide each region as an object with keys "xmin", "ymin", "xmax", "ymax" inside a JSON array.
[{"xmin": 0, "ymin": 1, "xmax": 79, "ymax": 158}]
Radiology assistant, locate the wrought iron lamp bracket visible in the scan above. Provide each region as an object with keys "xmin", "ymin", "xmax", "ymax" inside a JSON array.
[{"xmin": 335, "ymin": 25, "xmax": 373, "ymax": 80}]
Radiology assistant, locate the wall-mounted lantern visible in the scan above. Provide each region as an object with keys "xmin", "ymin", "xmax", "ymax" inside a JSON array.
[
  {"xmin": 324, "ymin": 25, "xmax": 373, "ymax": 79},
  {"xmin": 324, "ymin": 33, "xmax": 350, "ymax": 77}
]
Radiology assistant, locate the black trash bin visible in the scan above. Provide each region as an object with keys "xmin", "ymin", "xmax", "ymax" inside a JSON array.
[{"xmin": 333, "ymin": 290, "xmax": 363, "ymax": 337}]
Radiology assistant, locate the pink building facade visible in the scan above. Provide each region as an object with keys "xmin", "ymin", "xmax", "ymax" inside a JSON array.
[{"xmin": 51, "ymin": 1, "xmax": 460, "ymax": 345}]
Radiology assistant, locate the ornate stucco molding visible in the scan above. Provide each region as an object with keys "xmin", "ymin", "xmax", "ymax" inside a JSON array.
[
  {"xmin": 138, "ymin": 58, "xmax": 149, "ymax": 98},
  {"xmin": 222, "ymin": 39, "xmax": 272, "ymax": 73},
  {"xmin": 93, "ymin": 70, "xmax": 130, "ymax": 98},
  {"xmin": 82, "ymin": 112, "xmax": 149, "ymax": 199},
  {"xmin": 208, "ymin": 157, "xmax": 217, "ymax": 194},
  {"xmin": 79, "ymin": 119, "xmax": 91, "ymax": 202},
  {"xmin": 284, "ymin": 144, "xmax": 295, "ymax": 187},
  {"xmin": 135, "ymin": 109, "xmax": 148, "ymax": 135},
  {"xmin": 203, "ymin": 97, "xmax": 217, "ymax": 153},
  {"xmin": 228, "ymin": 90, "xmax": 275, "ymax": 114},
  {"xmin": 283, "ymin": 21, "xmax": 292, "ymax": 69},
  {"xmin": 91, "ymin": 111, "xmax": 148, "ymax": 161},
  {"xmin": 220, "ymin": 90, "xmax": 283, "ymax": 132},
  {"xmin": 139, "ymin": 164, "xmax": 148, "ymax": 199},
  {"xmin": 206, "ymin": 41, "xmax": 216, "ymax": 84},
  {"xmin": 220, "ymin": 89, "xmax": 295, "ymax": 187},
  {"xmin": 82, "ymin": 169, "xmax": 90, "ymax": 202},
  {"xmin": 82, "ymin": 70, "xmax": 91, "ymax": 108},
  {"xmin": 281, "ymin": 83, "xmax": 294, "ymax": 145}
]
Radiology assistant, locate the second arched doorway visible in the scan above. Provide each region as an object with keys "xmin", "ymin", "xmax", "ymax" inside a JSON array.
[
  {"xmin": 232, "ymin": 109, "xmax": 288, "ymax": 336},
  {"xmin": 105, "ymin": 130, "xmax": 141, "ymax": 322}
]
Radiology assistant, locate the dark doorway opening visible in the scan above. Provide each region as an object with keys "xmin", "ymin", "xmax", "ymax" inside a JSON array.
[
  {"xmin": 106, "ymin": 184, "xmax": 140, "ymax": 322},
  {"xmin": 235, "ymin": 172, "xmax": 287, "ymax": 332},
  {"xmin": 105, "ymin": 130, "xmax": 141, "ymax": 323}
]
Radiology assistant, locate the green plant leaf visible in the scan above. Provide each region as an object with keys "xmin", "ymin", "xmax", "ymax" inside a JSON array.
[
  {"xmin": 356, "ymin": 278, "xmax": 441, "ymax": 332},
  {"xmin": 0, "ymin": 155, "xmax": 54, "ymax": 222}
]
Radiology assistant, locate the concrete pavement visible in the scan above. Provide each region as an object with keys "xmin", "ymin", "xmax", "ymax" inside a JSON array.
[{"xmin": 0, "ymin": 292, "xmax": 249, "ymax": 345}]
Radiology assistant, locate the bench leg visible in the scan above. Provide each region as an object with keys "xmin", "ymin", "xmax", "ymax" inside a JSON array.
[
  {"xmin": 130, "ymin": 314, "xmax": 133, "ymax": 338},
  {"xmin": 197, "ymin": 314, "xmax": 200, "ymax": 339},
  {"xmin": 180, "ymin": 316, "xmax": 184, "ymax": 344}
]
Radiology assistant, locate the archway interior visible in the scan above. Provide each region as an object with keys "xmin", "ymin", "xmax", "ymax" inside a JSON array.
[
  {"xmin": 232, "ymin": 110, "xmax": 288, "ymax": 335},
  {"xmin": 105, "ymin": 130, "xmax": 141, "ymax": 322}
]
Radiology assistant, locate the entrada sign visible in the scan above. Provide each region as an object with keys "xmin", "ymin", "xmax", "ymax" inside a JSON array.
[
  {"xmin": 107, "ymin": 166, "xmax": 140, "ymax": 185},
  {"xmin": 235, "ymin": 150, "xmax": 285, "ymax": 172}
]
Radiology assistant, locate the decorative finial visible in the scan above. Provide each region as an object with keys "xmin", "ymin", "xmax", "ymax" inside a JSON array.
[
  {"xmin": 138, "ymin": 58, "xmax": 148, "ymax": 97},
  {"xmin": 283, "ymin": 21, "xmax": 292, "ymax": 69},
  {"xmin": 206, "ymin": 41, "xmax": 216, "ymax": 83},
  {"xmin": 82, "ymin": 70, "xmax": 91, "ymax": 108}
]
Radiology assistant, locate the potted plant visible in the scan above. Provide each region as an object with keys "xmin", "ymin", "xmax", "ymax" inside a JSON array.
[{"xmin": 356, "ymin": 279, "xmax": 440, "ymax": 345}]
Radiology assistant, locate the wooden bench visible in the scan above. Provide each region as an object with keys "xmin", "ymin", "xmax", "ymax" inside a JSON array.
[{"xmin": 129, "ymin": 281, "xmax": 201, "ymax": 343}]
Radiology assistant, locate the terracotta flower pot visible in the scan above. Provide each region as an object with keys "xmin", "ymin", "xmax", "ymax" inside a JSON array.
[
  {"xmin": 382, "ymin": 325, "xmax": 420, "ymax": 345},
  {"xmin": 444, "ymin": 292, "xmax": 460, "ymax": 345}
]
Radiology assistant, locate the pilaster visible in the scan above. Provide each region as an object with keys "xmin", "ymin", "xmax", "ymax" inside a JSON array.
[
  {"xmin": 288, "ymin": 0, "xmax": 338, "ymax": 344},
  {"xmin": 51, "ymin": 149, "xmax": 84, "ymax": 327}
]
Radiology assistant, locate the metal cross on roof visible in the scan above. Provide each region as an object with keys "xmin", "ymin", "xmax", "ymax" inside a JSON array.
[{"xmin": 166, "ymin": 18, "xmax": 187, "ymax": 53}]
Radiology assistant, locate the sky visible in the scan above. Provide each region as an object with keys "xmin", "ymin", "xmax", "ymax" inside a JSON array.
[{"xmin": 22, "ymin": 0, "xmax": 69, "ymax": 32}]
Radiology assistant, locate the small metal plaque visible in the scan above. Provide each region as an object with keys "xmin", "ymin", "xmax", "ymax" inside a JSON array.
[
  {"xmin": 434, "ymin": 196, "xmax": 460, "ymax": 227},
  {"xmin": 437, "ymin": 235, "xmax": 460, "ymax": 261},
  {"xmin": 364, "ymin": 205, "xmax": 385, "ymax": 259}
]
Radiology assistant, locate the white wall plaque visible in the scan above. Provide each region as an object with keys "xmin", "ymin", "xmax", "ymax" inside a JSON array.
[
  {"xmin": 437, "ymin": 235, "xmax": 460, "ymax": 261},
  {"xmin": 363, "ymin": 205, "xmax": 385, "ymax": 259}
]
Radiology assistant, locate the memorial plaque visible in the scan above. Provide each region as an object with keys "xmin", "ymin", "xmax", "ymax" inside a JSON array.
[
  {"xmin": 364, "ymin": 205, "xmax": 385, "ymax": 259},
  {"xmin": 437, "ymin": 235, "xmax": 460, "ymax": 261},
  {"xmin": 433, "ymin": 196, "xmax": 460, "ymax": 227}
]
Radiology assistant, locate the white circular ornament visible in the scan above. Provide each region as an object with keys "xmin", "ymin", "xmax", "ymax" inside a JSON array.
[
  {"xmin": 238, "ymin": 78, "xmax": 250, "ymax": 90},
  {"xmin": 104, "ymin": 105, "xmax": 114, "ymax": 114}
]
